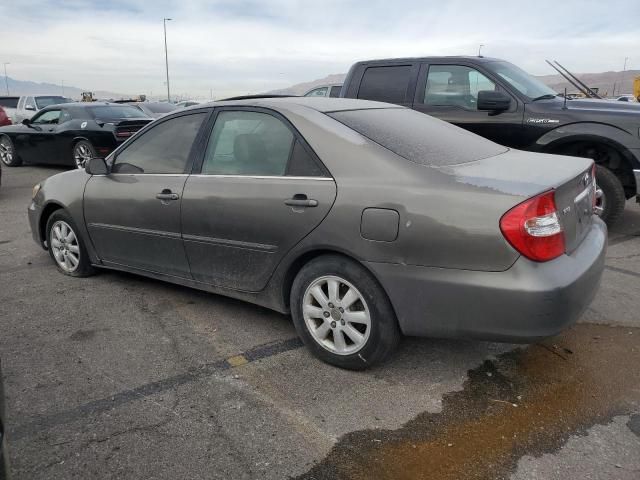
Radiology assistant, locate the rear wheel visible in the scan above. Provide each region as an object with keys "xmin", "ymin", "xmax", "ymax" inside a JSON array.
[
  {"xmin": 46, "ymin": 210, "xmax": 96, "ymax": 277},
  {"xmin": 0, "ymin": 135, "xmax": 21, "ymax": 166},
  {"xmin": 72, "ymin": 140, "xmax": 96, "ymax": 169},
  {"xmin": 291, "ymin": 255, "xmax": 400, "ymax": 370}
]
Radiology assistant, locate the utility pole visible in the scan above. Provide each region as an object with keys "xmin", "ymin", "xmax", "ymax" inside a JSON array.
[
  {"xmin": 163, "ymin": 18, "xmax": 172, "ymax": 103},
  {"xmin": 478, "ymin": 44, "xmax": 484, "ymax": 57},
  {"xmin": 3, "ymin": 63, "xmax": 9, "ymax": 95}
]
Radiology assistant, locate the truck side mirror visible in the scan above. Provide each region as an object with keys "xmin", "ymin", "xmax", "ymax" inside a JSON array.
[{"xmin": 477, "ymin": 90, "xmax": 511, "ymax": 112}]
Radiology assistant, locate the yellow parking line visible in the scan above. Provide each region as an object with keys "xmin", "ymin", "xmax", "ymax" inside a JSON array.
[{"xmin": 226, "ymin": 354, "xmax": 249, "ymax": 367}]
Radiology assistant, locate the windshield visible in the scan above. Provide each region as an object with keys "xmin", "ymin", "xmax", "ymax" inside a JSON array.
[
  {"xmin": 89, "ymin": 105, "xmax": 148, "ymax": 120},
  {"xmin": 35, "ymin": 96, "xmax": 72, "ymax": 109},
  {"xmin": 329, "ymin": 108, "xmax": 506, "ymax": 167},
  {"xmin": 489, "ymin": 61, "xmax": 557, "ymax": 100}
]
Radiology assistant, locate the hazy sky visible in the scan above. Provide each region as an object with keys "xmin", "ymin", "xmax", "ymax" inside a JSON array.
[{"xmin": 1, "ymin": 0, "xmax": 638, "ymax": 98}]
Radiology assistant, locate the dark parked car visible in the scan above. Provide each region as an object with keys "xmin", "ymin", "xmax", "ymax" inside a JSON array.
[
  {"xmin": 341, "ymin": 56, "xmax": 640, "ymax": 225},
  {"xmin": 127, "ymin": 101, "xmax": 178, "ymax": 118},
  {"xmin": 28, "ymin": 97, "xmax": 605, "ymax": 369},
  {"xmin": 0, "ymin": 102, "xmax": 152, "ymax": 169}
]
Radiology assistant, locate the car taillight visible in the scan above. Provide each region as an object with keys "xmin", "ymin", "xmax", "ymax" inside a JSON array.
[{"xmin": 499, "ymin": 190, "xmax": 565, "ymax": 262}]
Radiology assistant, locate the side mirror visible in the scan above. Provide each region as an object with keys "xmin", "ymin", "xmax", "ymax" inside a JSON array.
[
  {"xmin": 85, "ymin": 157, "xmax": 109, "ymax": 175},
  {"xmin": 25, "ymin": 105, "xmax": 36, "ymax": 111},
  {"xmin": 21, "ymin": 118, "xmax": 31, "ymax": 126},
  {"xmin": 477, "ymin": 90, "xmax": 511, "ymax": 112}
]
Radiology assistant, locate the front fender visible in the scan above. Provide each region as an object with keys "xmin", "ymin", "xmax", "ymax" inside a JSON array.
[
  {"xmin": 532, "ymin": 122, "xmax": 640, "ymax": 169},
  {"xmin": 31, "ymin": 169, "xmax": 100, "ymax": 264}
]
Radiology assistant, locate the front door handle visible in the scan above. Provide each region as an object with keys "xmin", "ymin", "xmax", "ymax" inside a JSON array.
[
  {"xmin": 285, "ymin": 194, "xmax": 318, "ymax": 208},
  {"xmin": 156, "ymin": 190, "xmax": 180, "ymax": 201}
]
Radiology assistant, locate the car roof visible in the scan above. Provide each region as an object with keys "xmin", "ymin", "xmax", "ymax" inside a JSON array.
[
  {"xmin": 192, "ymin": 96, "xmax": 402, "ymax": 113},
  {"xmin": 353, "ymin": 56, "xmax": 504, "ymax": 65}
]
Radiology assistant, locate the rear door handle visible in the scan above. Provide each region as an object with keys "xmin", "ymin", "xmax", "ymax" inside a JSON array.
[
  {"xmin": 156, "ymin": 190, "xmax": 180, "ymax": 201},
  {"xmin": 285, "ymin": 194, "xmax": 318, "ymax": 208}
]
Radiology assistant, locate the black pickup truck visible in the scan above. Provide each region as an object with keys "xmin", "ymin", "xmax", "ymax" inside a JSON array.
[{"xmin": 341, "ymin": 56, "xmax": 640, "ymax": 225}]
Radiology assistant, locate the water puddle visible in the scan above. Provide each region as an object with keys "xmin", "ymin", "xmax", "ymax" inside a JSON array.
[{"xmin": 295, "ymin": 324, "xmax": 640, "ymax": 480}]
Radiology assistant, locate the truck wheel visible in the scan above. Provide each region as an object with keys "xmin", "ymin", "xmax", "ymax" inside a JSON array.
[
  {"xmin": 595, "ymin": 165, "xmax": 625, "ymax": 226},
  {"xmin": 0, "ymin": 135, "xmax": 22, "ymax": 167}
]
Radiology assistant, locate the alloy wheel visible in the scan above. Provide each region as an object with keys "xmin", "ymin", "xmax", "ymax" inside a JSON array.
[
  {"xmin": 73, "ymin": 143, "xmax": 93, "ymax": 169},
  {"xmin": 50, "ymin": 220, "xmax": 81, "ymax": 273},
  {"xmin": 0, "ymin": 137, "xmax": 13, "ymax": 166},
  {"xmin": 302, "ymin": 275, "xmax": 371, "ymax": 355}
]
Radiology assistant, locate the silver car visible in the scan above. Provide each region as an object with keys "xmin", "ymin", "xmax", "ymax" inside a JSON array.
[{"xmin": 28, "ymin": 97, "xmax": 606, "ymax": 369}]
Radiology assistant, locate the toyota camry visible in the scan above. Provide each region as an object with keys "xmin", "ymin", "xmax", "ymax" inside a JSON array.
[{"xmin": 27, "ymin": 97, "xmax": 606, "ymax": 369}]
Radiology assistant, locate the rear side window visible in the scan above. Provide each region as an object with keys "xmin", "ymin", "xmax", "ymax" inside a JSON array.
[
  {"xmin": 113, "ymin": 113, "xmax": 206, "ymax": 174},
  {"xmin": 357, "ymin": 65, "xmax": 412, "ymax": 104},
  {"xmin": 0, "ymin": 97, "xmax": 18, "ymax": 108},
  {"xmin": 287, "ymin": 140, "xmax": 326, "ymax": 177},
  {"xmin": 328, "ymin": 108, "xmax": 507, "ymax": 166},
  {"xmin": 329, "ymin": 86, "xmax": 342, "ymax": 97}
]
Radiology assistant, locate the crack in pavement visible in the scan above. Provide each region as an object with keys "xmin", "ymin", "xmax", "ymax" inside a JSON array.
[{"xmin": 10, "ymin": 336, "xmax": 303, "ymax": 442}]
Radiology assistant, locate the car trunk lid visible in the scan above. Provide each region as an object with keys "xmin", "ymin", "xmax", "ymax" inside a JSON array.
[{"xmin": 438, "ymin": 149, "xmax": 595, "ymax": 255}]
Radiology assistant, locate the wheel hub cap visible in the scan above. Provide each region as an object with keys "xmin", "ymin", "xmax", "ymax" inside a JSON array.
[
  {"xmin": 50, "ymin": 220, "xmax": 80, "ymax": 273},
  {"xmin": 302, "ymin": 275, "xmax": 371, "ymax": 356}
]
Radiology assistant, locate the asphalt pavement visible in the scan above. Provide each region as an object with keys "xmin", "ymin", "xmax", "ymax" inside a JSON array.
[{"xmin": 1, "ymin": 165, "xmax": 639, "ymax": 480}]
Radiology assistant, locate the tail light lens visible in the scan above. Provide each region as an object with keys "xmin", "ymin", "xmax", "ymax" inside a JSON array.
[{"xmin": 500, "ymin": 190, "xmax": 565, "ymax": 262}]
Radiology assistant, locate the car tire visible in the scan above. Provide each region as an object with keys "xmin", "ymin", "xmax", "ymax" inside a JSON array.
[
  {"xmin": 595, "ymin": 165, "xmax": 625, "ymax": 226},
  {"xmin": 72, "ymin": 140, "xmax": 96, "ymax": 169},
  {"xmin": 290, "ymin": 255, "xmax": 400, "ymax": 370},
  {"xmin": 46, "ymin": 210, "xmax": 96, "ymax": 277},
  {"xmin": 0, "ymin": 134, "xmax": 22, "ymax": 167}
]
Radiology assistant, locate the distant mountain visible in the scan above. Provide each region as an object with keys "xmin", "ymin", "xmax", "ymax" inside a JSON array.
[
  {"xmin": 270, "ymin": 69, "xmax": 640, "ymax": 98},
  {"xmin": 0, "ymin": 76, "xmax": 130, "ymax": 100}
]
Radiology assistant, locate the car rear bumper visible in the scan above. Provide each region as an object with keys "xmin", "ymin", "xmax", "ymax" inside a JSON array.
[{"xmin": 366, "ymin": 218, "xmax": 607, "ymax": 342}]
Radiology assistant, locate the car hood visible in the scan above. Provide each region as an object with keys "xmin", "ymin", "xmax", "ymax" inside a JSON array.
[{"xmin": 566, "ymin": 98, "xmax": 640, "ymax": 115}]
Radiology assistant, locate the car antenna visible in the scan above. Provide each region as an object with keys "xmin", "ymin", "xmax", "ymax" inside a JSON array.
[{"xmin": 563, "ymin": 87, "xmax": 568, "ymax": 110}]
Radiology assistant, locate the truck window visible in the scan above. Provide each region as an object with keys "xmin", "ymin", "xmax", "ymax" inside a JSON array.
[
  {"xmin": 423, "ymin": 65, "xmax": 496, "ymax": 110},
  {"xmin": 329, "ymin": 86, "xmax": 342, "ymax": 97},
  {"xmin": 305, "ymin": 87, "xmax": 328, "ymax": 97},
  {"xmin": 357, "ymin": 65, "xmax": 411, "ymax": 104}
]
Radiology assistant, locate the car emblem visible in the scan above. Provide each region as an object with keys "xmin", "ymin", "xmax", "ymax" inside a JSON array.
[
  {"xmin": 81, "ymin": 121, "xmax": 87, "ymax": 129},
  {"xmin": 562, "ymin": 206, "xmax": 571, "ymax": 215}
]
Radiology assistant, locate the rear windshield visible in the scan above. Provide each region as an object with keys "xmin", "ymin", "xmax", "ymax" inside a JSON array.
[
  {"xmin": 0, "ymin": 97, "xmax": 19, "ymax": 108},
  {"xmin": 89, "ymin": 105, "xmax": 148, "ymax": 120},
  {"xmin": 328, "ymin": 108, "xmax": 507, "ymax": 166},
  {"xmin": 145, "ymin": 103, "xmax": 177, "ymax": 114},
  {"xmin": 35, "ymin": 96, "xmax": 72, "ymax": 109}
]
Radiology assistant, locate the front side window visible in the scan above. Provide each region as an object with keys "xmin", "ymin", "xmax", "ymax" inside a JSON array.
[
  {"xmin": 202, "ymin": 111, "xmax": 294, "ymax": 176},
  {"xmin": 112, "ymin": 113, "xmax": 206, "ymax": 174},
  {"xmin": 31, "ymin": 110, "xmax": 61, "ymax": 125},
  {"xmin": 305, "ymin": 87, "xmax": 328, "ymax": 97},
  {"xmin": 357, "ymin": 65, "xmax": 412, "ymax": 104},
  {"xmin": 424, "ymin": 65, "xmax": 496, "ymax": 110}
]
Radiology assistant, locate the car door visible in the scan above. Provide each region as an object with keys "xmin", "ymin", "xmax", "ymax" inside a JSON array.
[
  {"xmin": 83, "ymin": 111, "xmax": 208, "ymax": 278},
  {"xmin": 412, "ymin": 63, "xmax": 525, "ymax": 147},
  {"xmin": 16, "ymin": 109, "xmax": 62, "ymax": 164},
  {"xmin": 181, "ymin": 108, "xmax": 337, "ymax": 291}
]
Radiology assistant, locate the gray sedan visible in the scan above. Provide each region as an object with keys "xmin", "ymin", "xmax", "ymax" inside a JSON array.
[{"xmin": 27, "ymin": 97, "xmax": 606, "ymax": 369}]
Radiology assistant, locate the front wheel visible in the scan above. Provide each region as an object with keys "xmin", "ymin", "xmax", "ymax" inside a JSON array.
[
  {"xmin": 72, "ymin": 140, "xmax": 96, "ymax": 169},
  {"xmin": 291, "ymin": 255, "xmax": 400, "ymax": 370},
  {"xmin": 46, "ymin": 210, "xmax": 96, "ymax": 277},
  {"xmin": 594, "ymin": 165, "xmax": 625, "ymax": 226},
  {"xmin": 0, "ymin": 135, "xmax": 21, "ymax": 166}
]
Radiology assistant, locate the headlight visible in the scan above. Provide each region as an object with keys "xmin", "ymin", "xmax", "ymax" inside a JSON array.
[{"xmin": 32, "ymin": 183, "xmax": 41, "ymax": 199}]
